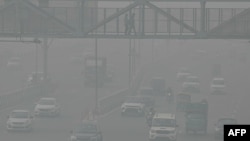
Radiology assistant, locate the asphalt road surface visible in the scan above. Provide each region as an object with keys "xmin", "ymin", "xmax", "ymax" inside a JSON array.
[
  {"xmin": 0, "ymin": 39, "xmax": 149, "ymax": 141},
  {"xmin": 0, "ymin": 39, "xmax": 250, "ymax": 141},
  {"xmin": 99, "ymin": 39, "xmax": 250, "ymax": 141}
]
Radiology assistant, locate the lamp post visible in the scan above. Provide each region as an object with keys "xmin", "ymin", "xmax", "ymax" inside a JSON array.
[{"xmin": 94, "ymin": 37, "xmax": 99, "ymax": 117}]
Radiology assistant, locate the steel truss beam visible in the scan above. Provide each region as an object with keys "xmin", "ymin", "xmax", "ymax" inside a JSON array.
[
  {"xmin": 84, "ymin": 0, "xmax": 143, "ymax": 35},
  {"xmin": 0, "ymin": 0, "xmax": 16, "ymax": 12},
  {"xmin": 19, "ymin": 0, "xmax": 76, "ymax": 33},
  {"xmin": 144, "ymin": 1, "xmax": 198, "ymax": 33},
  {"xmin": 1, "ymin": 33, "xmax": 249, "ymax": 39},
  {"xmin": 85, "ymin": 0, "xmax": 198, "ymax": 35},
  {"xmin": 208, "ymin": 8, "xmax": 250, "ymax": 34},
  {"xmin": 92, "ymin": 0, "xmax": 250, "ymax": 2}
]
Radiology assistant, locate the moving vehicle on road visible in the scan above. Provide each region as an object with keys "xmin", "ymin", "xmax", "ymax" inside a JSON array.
[
  {"xmin": 176, "ymin": 93, "xmax": 191, "ymax": 112},
  {"xmin": 177, "ymin": 67, "xmax": 191, "ymax": 82},
  {"xmin": 212, "ymin": 64, "xmax": 222, "ymax": 77},
  {"xmin": 34, "ymin": 97, "xmax": 61, "ymax": 117},
  {"xmin": 150, "ymin": 77, "xmax": 166, "ymax": 96},
  {"xmin": 138, "ymin": 95, "xmax": 155, "ymax": 107},
  {"xmin": 139, "ymin": 87, "xmax": 155, "ymax": 107},
  {"xmin": 121, "ymin": 96, "xmax": 145, "ymax": 116},
  {"xmin": 6, "ymin": 110, "xmax": 34, "ymax": 132},
  {"xmin": 149, "ymin": 113, "xmax": 178, "ymax": 141},
  {"xmin": 211, "ymin": 77, "xmax": 226, "ymax": 95},
  {"xmin": 83, "ymin": 56, "xmax": 107, "ymax": 87},
  {"xmin": 7, "ymin": 57, "xmax": 22, "ymax": 70},
  {"xmin": 27, "ymin": 72, "xmax": 45, "ymax": 85},
  {"xmin": 139, "ymin": 87, "xmax": 154, "ymax": 96},
  {"xmin": 182, "ymin": 76, "xmax": 200, "ymax": 94},
  {"xmin": 185, "ymin": 99, "xmax": 208, "ymax": 134},
  {"xmin": 70, "ymin": 120, "xmax": 103, "ymax": 141},
  {"xmin": 214, "ymin": 117, "xmax": 237, "ymax": 139}
]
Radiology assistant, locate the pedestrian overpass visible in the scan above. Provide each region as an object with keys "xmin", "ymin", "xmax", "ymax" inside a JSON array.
[
  {"xmin": 0, "ymin": 0, "xmax": 249, "ymax": 39},
  {"xmin": 0, "ymin": 0, "xmax": 249, "ymax": 80}
]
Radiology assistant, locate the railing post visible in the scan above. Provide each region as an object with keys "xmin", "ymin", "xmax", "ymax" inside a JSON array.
[
  {"xmin": 199, "ymin": 0, "xmax": 206, "ymax": 37},
  {"xmin": 80, "ymin": 0, "xmax": 85, "ymax": 33}
]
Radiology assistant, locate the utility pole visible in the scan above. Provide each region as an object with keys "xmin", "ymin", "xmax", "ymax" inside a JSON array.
[
  {"xmin": 35, "ymin": 42, "xmax": 39, "ymax": 74},
  {"xmin": 129, "ymin": 38, "xmax": 132, "ymax": 90},
  {"xmin": 152, "ymin": 39, "xmax": 154, "ymax": 64},
  {"xmin": 94, "ymin": 37, "xmax": 99, "ymax": 117}
]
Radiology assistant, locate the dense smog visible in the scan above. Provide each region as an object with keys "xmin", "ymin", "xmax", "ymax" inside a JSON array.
[{"xmin": 0, "ymin": 0, "xmax": 249, "ymax": 141}]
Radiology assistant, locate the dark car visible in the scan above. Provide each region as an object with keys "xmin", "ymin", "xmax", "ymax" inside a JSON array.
[
  {"xmin": 70, "ymin": 120, "xmax": 103, "ymax": 141},
  {"xmin": 139, "ymin": 87, "xmax": 154, "ymax": 96},
  {"xmin": 214, "ymin": 118, "xmax": 237, "ymax": 139},
  {"xmin": 138, "ymin": 95, "xmax": 155, "ymax": 107},
  {"xmin": 150, "ymin": 77, "xmax": 166, "ymax": 96}
]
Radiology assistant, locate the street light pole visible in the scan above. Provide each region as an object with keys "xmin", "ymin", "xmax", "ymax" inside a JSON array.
[
  {"xmin": 129, "ymin": 38, "xmax": 132, "ymax": 90},
  {"xmin": 152, "ymin": 39, "xmax": 154, "ymax": 64},
  {"xmin": 35, "ymin": 43, "xmax": 39, "ymax": 74},
  {"xmin": 94, "ymin": 37, "xmax": 98, "ymax": 116}
]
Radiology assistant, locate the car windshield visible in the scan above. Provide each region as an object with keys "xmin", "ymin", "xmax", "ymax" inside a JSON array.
[
  {"xmin": 152, "ymin": 118, "xmax": 176, "ymax": 127},
  {"xmin": 11, "ymin": 111, "xmax": 29, "ymax": 118},
  {"xmin": 187, "ymin": 114, "xmax": 205, "ymax": 119},
  {"xmin": 38, "ymin": 99, "xmax": 55, "ymax": 105},
  {"xmin": 125, "ymin": 97, "xmax": 142, "ymax": 103},
  {"xmin": 74, "ymin": 123, "xmax": 97, "ymax": 133},
  {"xmin": 217, "ymin": 119, "xmax": 237, "ymax": 127},
  {"xmin": 213, "ymin": 79, "xmax": 225, "ymax": 85}
]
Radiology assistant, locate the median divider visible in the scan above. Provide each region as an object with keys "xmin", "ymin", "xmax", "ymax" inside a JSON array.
[
  {"xmin": 98, "ymin": 63, "xmax": 148, "ymax": 116},
  {"xmin": 0, "ymin": 80, "xmax": 56, "ymax": 110},
  {"xmin": 98, "ymin": 88, "xmax": 129, "ymax": 115}
]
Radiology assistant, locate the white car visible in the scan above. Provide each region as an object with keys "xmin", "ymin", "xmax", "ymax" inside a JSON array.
[
  {"xmin": 177, "ymin": 68, "xmax": 191, "ymax": 82},
  {"xmin": 70, "ymin": 120, "xmax": 103, "ymax": 141},
  {"xmin": 121, "ymin": 96, "xmax": 145, "ymax": 116},
  {"xmin": 7, "ymin": 57, "xmax": 21, "ymax": 69},
  {"xmin": 34, "ymin": 97, "xmax": 61, "ymax": 117},
  {"xmin": 149, "ymin": 113, "xmax": 178, "ymax": 141},
  {"xmin": 211, "ymin": 78, "xmax": 226, "ymax": 95},
  {"xmin": 182, "ymin": 76, "xmax": 200, "ymax": 93},
  {"xmin": 7, "ymin": 110, "xmax": 34, "ymax": 131}
]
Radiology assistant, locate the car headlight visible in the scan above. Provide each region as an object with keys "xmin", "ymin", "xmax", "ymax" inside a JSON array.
[
  {"xmin": 90, "ymin": 136, "xmax": 97, "ymax": 141},
  {"xmin": 7, "ymin": 121, "xmax": 11, "ymax": 125},
  {"xmin": 215, "ymin": 127, "xmax": 220, "ymax": 131},
  {"xmin": 150, "ymin": 129, "xmax": 156, "ymax": 133},
  {"xmin": 70, "ymin": 136, "xmax": 77, "ymax": 141},
  {"xmin": 35, "ymin": 108, "xmax": 39, "ymax": 112}
]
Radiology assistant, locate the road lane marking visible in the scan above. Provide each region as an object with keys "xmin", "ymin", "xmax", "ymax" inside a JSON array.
[{"xmin": 99, "ymin": 106, "xmax": 120, "ymax": 119}]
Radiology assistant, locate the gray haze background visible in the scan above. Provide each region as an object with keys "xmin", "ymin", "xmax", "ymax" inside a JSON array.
[{"xmin": 0, "ymin": 0, "xmax": 249, "ymax": 141}]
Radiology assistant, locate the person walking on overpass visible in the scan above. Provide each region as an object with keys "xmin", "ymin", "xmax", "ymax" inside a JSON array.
[{"xmin": 128, "ymin": 12, "xmax": 136, "ymax": 35}]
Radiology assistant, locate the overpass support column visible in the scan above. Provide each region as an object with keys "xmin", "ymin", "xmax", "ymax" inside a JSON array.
[
  {"xmin": 199, "ymin": 0, "xmax": 206, "ymax": 37},
  {"xmin": 80, "ymin": 0, "xmax": 85, "ymax": 33}
]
